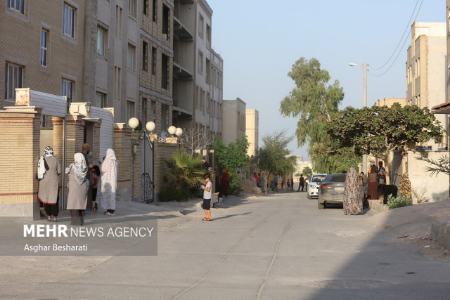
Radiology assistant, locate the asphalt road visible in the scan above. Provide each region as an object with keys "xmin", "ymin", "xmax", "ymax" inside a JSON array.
[{"xmin": 1, "ymin": 193, "xmax": 450, "ymax": 300}]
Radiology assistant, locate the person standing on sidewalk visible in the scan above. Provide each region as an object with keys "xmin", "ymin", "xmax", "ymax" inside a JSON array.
[
  {"xmin": 100, "ymin": 149, "xmax": 118, "ymax": 216},
  {"xmin": 66, "ymin": 153, "xmax": 89, "ymax": 226},
  {"xmin": 298, "ymin": 175, "xmax": 305, "ymax": 192},
  {"xmin": 201, "ymin": 174, "xmax": 213, "ymax": 222},
  {"xmin": 37, "ymin": 146, "xmax": 61, "ymax": 222}
]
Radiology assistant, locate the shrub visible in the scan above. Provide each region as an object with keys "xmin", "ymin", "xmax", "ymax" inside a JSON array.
[
  {"xmin": 159, "ymin": 186, "xmax": 191, "ymax": 202},
  {"xmin": 387, "ymin": 195, "xmax": 412, "ymax": 209}
]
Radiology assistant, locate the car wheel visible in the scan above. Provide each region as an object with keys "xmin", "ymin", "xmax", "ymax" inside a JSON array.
[{"xmin": 318, "ymin": 201, "xmax": 324, "ymax": 209}]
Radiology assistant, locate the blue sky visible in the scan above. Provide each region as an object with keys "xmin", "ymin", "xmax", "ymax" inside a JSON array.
[{"xmin": 208, "ymin": 0, "xmax": 446, "ymax": 159}]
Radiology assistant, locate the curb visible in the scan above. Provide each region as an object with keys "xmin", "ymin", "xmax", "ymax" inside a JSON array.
[{"xmin": 431, "ymin": 217, "xmax": 450, "ymax": 250}]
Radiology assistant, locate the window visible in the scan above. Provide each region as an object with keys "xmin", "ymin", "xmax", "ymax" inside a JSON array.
[
  {"xmin": 114, "ymin": 66, "xmax": 121, "ymax": 99},
  {"xmin": 151, "ymin": 100, "xmax": 157, "ymax": 121},
  {"xmin": 151, "ymin": 47, "xmax": 157, "ymax": 75},
  {"xmin": 97, "ymin": 25, "xmax": 107, "ymax": 56},
  {"xmin": 198, "ymin": 51, "xmax": 203, "ymax": 74},
  {"xmin": 61, "ymin": 78, "xmax": 74, "ymax": 102},
  {"xmin": 142, "ymin": 98, "xmax": 148, "ymax": 123},
  {"xmin": 126, "ymin": 101, "xmax": 135, "ymax": 121},
  {"xmin": 142, "ymin": 41, "xmax": 148, "ymax": 71},
  {"xmin": 7, "ymin": 0, "xmax": 24, "ymax": 14},
  {"xmin": 63, "ymin": 3, "xmax": 75, "ymax": 38},
  {"xmin": 162, "ymin": 4, "xmax": 169, "ymax": 39},
  {"xmin": 129, "ymin": 0, "xmax": 137, "ymax": 18},
  {"xmin": 206, "ymin": 59, "xmax": 211, "ymax": 84},
  {"xmin": 127, "ymin": 44, "xmax": 136, "ymax": 72},
  {"xmin": 143, "ymin": 0, "xmax": 148, "ymax": 15},
  {"xmin": 206, "ymin": 24, "xmax": 211, "ymax": 48},
  {"xmin": 198, "ymin": 14, "xmax": 204, "ymax": 39},
  {"xmin": 152, "ymin": 0, "xmax": 157, "ymax": 22},
  {"xmin": 5, "ymin": 63, "xmax": 23, "ymax": 100},
  {"xmin": 115, "ymin": 5, "xmax": 122, "ymax": 38},
  {"xmin": 161, "ymin": 54, "xmax": 169, "ymax": 90},
  {"xmin": 96, "ymin": 91, "xmax": 107, "ymax": 108},
  {"xmin": 40, "ymin": 29, "xmax": 49, "ymax": 67}
]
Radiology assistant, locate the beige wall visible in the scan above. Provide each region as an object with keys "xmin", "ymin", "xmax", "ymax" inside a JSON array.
[
  {"xmin": 222, "ymin": 98, "xmax": 246, "ymax": 145},
  {"xmin": 0, "ymin": 0, "xmax": 86, "ymax": 107},
  {"xmin": 406, "ymin": 22, "xmax": 447, "ymax": 150},
  {"xmin": 245, "ymin": 108, "xmax": 259, "ymax": 157}
]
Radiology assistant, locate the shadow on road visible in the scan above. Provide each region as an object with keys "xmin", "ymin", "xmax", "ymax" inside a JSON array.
[{"xmin": 212, "ymin": 212, "xmax": 252, "ymax": 221}]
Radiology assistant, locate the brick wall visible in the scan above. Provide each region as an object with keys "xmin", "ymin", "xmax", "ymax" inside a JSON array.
[
  {"xmin": 0, "ymin": 107, "xmax": 41, "ymax": 217},
  {"xmin": 114, "ymin": 124, "xmax": 133, "ymax": 201}
]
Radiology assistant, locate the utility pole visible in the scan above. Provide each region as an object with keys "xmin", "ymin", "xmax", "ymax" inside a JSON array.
[{"xmin": 349, "ymin": 62, "xmax": 369, "ymax": 175}]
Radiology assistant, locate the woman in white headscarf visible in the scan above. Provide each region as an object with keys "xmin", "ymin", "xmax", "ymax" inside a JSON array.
[
  {"xmin": 37, "ymin": 146, "xmax": 61, "ymax": 222},
  {"xmin": 100, "ymin": 149, "xmax": 118, "ymax": 216},
  {"xmin": 66, "ymin": 153, "xmax": 89, "ymax": 225}
]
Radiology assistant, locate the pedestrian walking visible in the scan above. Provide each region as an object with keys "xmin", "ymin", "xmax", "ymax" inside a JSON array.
[
  {"xmin": 66, "ymin": 153, "xmax": 89, "ymax": 226},
  {"xmin": 298, "ymin": 175, "xmax": 305, "ymax": 192},
  {"xmin": 343, "ymin": 167, "xmax": 364, "ymax": 215},
  {"xmin": 201, "ymin": 173, "xmax": 213, "ymax": 221},
  {"xmin": 100, "ymin": 149, "xmax": 118, "ymax": 216},
  {"xmin": 37, "ymin": 146, "xmax": 61, "ymax": 222},
  {"xmin": 90, "ymin": 165, "xmax": 100, "ymax": 214},
  {"xmin": 377, "ymin": 161, "xmax": 387, "ymax": 203},
  {"xmin": 221, "ymin": 167, "xmax": 230, "ymax": 197},
  {"xmin": 367, "ymin": 165, "xmax": 379, "ymax": 200}
]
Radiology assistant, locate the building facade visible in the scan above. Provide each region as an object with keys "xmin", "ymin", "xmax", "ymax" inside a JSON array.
[
  {"xmin": 222, "ymin": 98, "xmax": 246, "ymax": 145},
  {"xmin": 172, "ymin": 0, "xmax": 223, "ymax": 151},
  {"xmin": 406, "ymin": 22, "xmax": 447, "ymax": 150},
  {"xmin": 0, "ymin": 0, "xmax": 87, "ymax": 108},
  {"xmin": 245, "ymin": 108, "xmax": 259, "ymax": 157}
]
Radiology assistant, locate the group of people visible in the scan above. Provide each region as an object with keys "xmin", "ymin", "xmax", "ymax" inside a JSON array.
[{"xmin": 37, "ymin": 144, "xmax": 118, "ymax": 225}]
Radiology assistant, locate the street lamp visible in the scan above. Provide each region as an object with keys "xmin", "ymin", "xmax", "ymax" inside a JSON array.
[
  {"xmin": 128, "ymin": 117, "xmax": 156, "ymax": 203},
  {"xmin": 168, "ymin": 125, "xmax": 176, "ymax": 136},
  {"xmin": 349, "ymin": 62, "xmax": 369, "ymax": 174}
]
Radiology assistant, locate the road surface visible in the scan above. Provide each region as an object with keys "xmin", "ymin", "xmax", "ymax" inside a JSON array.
[{"xmin": 1, "ymin": 192, "xmax": 450, "ymax": 300}]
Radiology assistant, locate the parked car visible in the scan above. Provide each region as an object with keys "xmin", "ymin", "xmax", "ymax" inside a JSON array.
[
  {"xmin": 318, "ymin": 173, "xmax": 346, "ymax": 209},
  {"xmin": 307, "ymin": 174, "xmax": 327, "ymax": 199}
]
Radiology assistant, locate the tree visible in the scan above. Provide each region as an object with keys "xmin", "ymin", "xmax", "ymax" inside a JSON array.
[
  {"xmin": 302, "ymin": 166, "xmax": 313, "ymax": 177},
  {"xmin": 328, "ymin": 104, "xmax": 443, "ymax": 158},
  {"xmin": 422, "ymin": 155, "xmax": 450, "ymax": 176},
  {"xmin": 257, "ymin": 132, "xmax": 297, "ymax": 177},
  {"xmin": 280, "ymin": 57, "xmax": 355, "ymax": 173},
  {"xmin": 213, "ymin": 137, "xmax": 249, "ymax": 194}
]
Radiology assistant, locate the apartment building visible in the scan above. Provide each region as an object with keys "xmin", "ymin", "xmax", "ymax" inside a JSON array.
[
  {"xmin": 406, "ymin": 22, "xmax": 447, "ymax": 149},
  {"xmin": 245, "ymin": 108, "xmax": 259, "ymax": 157},
  {"xmin": 222, "ymin": 98, "xmax": 246, "ymax": 145},
  {"xmin": 0, "ymin": 0, "xmax": 87, "ymax": 108},
  {"xmin": 139, "ymin": 0, "xmax": 174, "ymax": 133},
  {"xmin": 172, "ymin": 0, "xmax": 223, "ymax": 150}
]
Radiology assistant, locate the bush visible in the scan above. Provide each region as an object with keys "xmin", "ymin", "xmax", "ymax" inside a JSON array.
[
  {"xmin": 387, "ymin": 195, "xmax": 412, "ymax": 209},
  {"xmin": 158, "ymin": 186, "xmax": 191, "ymax": 202}
]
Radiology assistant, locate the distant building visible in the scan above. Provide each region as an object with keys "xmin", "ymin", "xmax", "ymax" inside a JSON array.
[
  {"xmin": 245, "ymin": 108, "xmax": 259, "ymax": 157},
  {"xmin": 406, "ymin": 22, "xmax": 447, "ymax": 150},
  {"xmin": 374, "ymin": 98, "xmax": 407, "ymax": 107},
  {"xmin": 222, "ymin": 98, "xmax": 246, "ymax": 145}
]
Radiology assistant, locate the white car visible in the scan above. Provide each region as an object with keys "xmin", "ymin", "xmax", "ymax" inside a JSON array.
[{"xmin": 307, "ymin": 174, "xmax": 328, "ymax": 199}]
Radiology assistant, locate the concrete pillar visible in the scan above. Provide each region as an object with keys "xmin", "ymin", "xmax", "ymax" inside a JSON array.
[
  {"xmin": 0, "ymin": 106, "xmax": 41, "ymax": 218},
  {"xmin": 65, "ymin": 116, "xmax": 85, "ymax": 166}
]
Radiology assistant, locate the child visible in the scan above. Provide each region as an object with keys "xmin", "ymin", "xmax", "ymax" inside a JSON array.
[
  {"xmin": 90, "ymin": 165, "xmax": 100, "ymax": 214},
  {"xmin": 201, "ymin": 174, "xmax": 213, "ymax": 221}
]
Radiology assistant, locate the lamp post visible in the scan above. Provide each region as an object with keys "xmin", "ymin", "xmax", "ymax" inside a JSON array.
[
  {"xmin": 349, "ymin": 62, "xmax": 369, "ymax": 175},
  {"xmin": 128, "ymin": 117, "xmax": 156, "ymax": 203}
]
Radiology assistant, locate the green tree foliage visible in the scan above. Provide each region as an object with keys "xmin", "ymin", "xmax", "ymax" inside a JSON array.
[
  {"xmin": 213, "ymin": 137, "xmax": 249, "ymax": 194},
  {"xmin": 280, "ymin": 57, "xmax": 356, "ymax": 173},
  {"xmin": 258, "ymin": 132, "xmax": 297, "ymax": 176},
  {"xmin": 302, "ymin": 166, "xmax": 313, "ymax": 177},
  {"xmin": 160, "ymin": 150, "xmax": 206, "ymax": 201},
  {"xmin": 328, "ymin": 104, "xmax": 443, "ymax": 157}
]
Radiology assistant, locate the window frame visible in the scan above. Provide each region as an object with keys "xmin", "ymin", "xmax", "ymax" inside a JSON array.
[
  {"xmin": 63, "ymin": 2, "xmax": 76, "ymax": 38},
  {"xmin": 198, "ymin": 51, "xmax": 204, "ymax": 75},
  {"xmin": 142, "ymin": 41, "xmax": 149, "ymax": 71},
  {"xmin": 161, "ymin": 53, "xmax": 169, "ymax": 90},
  {"xmin": 128, "ymin": 0, "xmax": 137, "ymax": 19},
  {"xmin": 61, "ymin": 78, "xmax": 74, "ymax": 102},
  {"xmin": 96, "ymin": 91, "xmax": 107, "ymax": 108},
  {"xmin": 7, "ymin": 0, "xmax": 25, "ymax": 14},
  {"xmin": 5, "ymin": 62, "xmax": 24, "ymax": 100},
  {"xmin": 40, "ymin": 28, "xmax": 49, "ymax": 67},
  {"xmin": 198, "ymin": 14, "xmax": 204, "ymax": 39},
  {"xmin": 96, "ymin": 25, "xmax": 108, "ymax": 56},
  {"xmin": 151, "ymin": 47, "xmax": 157, "ymax": 76},
  {"xmin": 127, "ymin": 43, "xmax": 136, "ymax": 72}
]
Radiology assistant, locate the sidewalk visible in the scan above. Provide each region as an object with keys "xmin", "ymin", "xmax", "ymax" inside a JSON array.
[{"xmin": 377, "ymin": 200, "xmax": 450, "ymax": 254}]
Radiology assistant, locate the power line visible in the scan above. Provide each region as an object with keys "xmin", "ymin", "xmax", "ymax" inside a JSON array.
[
  {"xmin": 373, "ymin": 0, "xmax": 422, "ymax": 71},
  {"xmin": 372, "ymin": 0, "xmax": 425, "ymax": 77}
]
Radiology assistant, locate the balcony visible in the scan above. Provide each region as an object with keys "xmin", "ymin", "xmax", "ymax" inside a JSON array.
[
  {"xmin": 174, "ymin": 16, "xmax": 193, "ymax": 42},
  {"xmin": 173, "ymin": 62, "xmax": 193, "ymax": 80}
]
